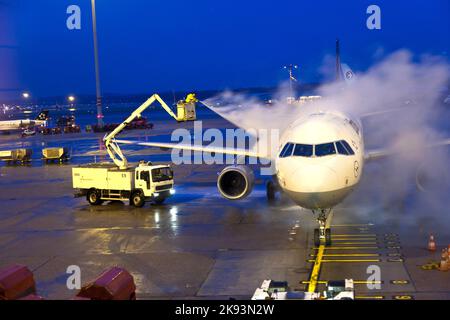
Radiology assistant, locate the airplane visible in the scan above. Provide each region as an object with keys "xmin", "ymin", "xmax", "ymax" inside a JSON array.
[
  {"xmin": 113, "ymin": 100, "xmax": 450, "ymax": 247},
  {"xmin": 0, "ymin": 110, "xmax": 49, "ymax": 133},
  {"xmin": 110, "ymin": 48, "xmax": 449, "ymax": 247}
]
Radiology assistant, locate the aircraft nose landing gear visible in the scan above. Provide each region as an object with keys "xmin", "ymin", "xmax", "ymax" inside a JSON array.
[{"xmin": 313, "ymin": 209, "xmax": 332, "ymax": 247}]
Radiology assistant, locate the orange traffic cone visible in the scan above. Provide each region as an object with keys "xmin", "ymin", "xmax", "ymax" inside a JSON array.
[{"xmin": 428, "ymin": 235, "xmax": 436, "ymax": 252}]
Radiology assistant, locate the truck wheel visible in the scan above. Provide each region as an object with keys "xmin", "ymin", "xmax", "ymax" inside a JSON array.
[
  {"xmin": 87, "ymin": 189, "xmax": 102, "ymax": 205},
  {"xmin": 131, "ymin": 191, "xmax": 145, "ymax": 207},
  {"xmin": 153, "ymin": 197, "xmax": 165, "ymax": 205}
]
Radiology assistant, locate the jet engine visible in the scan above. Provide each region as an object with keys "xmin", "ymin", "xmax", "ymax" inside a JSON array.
[{"xmin": 217, "ymin": 165, "xmax": 254, "ymax": 200}]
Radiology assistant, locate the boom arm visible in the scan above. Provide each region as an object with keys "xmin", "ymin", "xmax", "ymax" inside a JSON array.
[{"xmin": 103, "ymin": 94, "xmax": 177, "ymax": 169}]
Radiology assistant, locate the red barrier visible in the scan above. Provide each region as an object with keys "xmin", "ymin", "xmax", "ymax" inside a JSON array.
[
  {"xmin": 0, "ymin": 264, "xmax": 36, "ymax": 300},
  {"xmin": 76, "ymin": 267, "xmax": 136, "ymax": 300}
]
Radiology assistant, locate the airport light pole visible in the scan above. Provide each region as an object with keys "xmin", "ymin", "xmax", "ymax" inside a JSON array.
[
  {"xmin": 68, "ymin": 95, "xmax": 76, "ymax": 109},
  {"xmin": 283, "ymin": 64, "xmax": 298, "ymax": 101},
  {"xmin": 91, "ymin": 0, "xmax": 103, "ymax": 127}
]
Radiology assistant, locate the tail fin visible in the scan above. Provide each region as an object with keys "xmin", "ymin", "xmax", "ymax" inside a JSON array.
[
  {"xmin": 36, "ymin": 110, "xmax": 49, "ymax": 121},
  {"xmin": 340, "ymin": 63, "xmax": 356, "ymax": 85}
]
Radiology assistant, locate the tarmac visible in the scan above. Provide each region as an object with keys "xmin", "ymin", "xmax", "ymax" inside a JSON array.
[{"xmin": 0, "ymin": 118, "xmax": 449, "ymax": 300}]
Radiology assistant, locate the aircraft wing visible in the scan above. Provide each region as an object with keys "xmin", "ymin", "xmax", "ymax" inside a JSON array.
[
  {"xmin": 364, "ymin": 138, "xmax": 450, "ymax": 161},
  {"xmin": 114, "ymin": 139, "xmax": 270, "ymax": 159}
]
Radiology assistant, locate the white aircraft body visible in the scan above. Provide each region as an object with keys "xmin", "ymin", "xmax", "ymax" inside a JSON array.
[
  {"xmin": 111, "ymin": 62, "xmax": 449, "ymax": 246},
  {"xmin": 0, "ymin": 111, "xmax": 48, "ymax": 132}
]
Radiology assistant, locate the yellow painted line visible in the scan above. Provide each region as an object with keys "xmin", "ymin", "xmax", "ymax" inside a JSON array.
[
  {"xmin": 307, "ymin": 211, "xmax": 334, "ymax": 293},
  {"xmin": 331, "ymin": 224, "xmax": 374, "ymax": 227},
  {"xmin": 313, "ymin": 246, "xmax": 379, "ymax": 250},
  {"xmin": 302, "ymin": 280, "xmax": 382, "ymax": 285},
  {"xmin": 310, "ymin": 253, "xmax": 380, "ymax": 257},
  {"xmin": 327, "ymin": 242, "xmax": 378, "ymax": 245},
  {"xmin": 391, "ymin": 280, "xmax": 410, "ymax": 285},
  {"xmin": 307, "ymin": 259, "xmax": 381, "ymax": 263},
  {"xmin": 356, "ymin": 296, "xmax": 385, "ymax": 300},
  {"xmin": 333, "ymin": 238, "xmax": 377, "ymax": 240},
  {"xmin": 332, "ymin": 234, "xmax": 377, "ymax": 237},
  {"xmin": 393, "ymin": 295, "xmax": 414, "ymax": 300}
]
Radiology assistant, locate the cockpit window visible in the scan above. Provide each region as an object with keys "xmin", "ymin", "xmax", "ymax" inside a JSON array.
[
  {"xmin": 338, "ymin": 140, "xmax": 355, "ymax": 155},
  {"xmin": 279, "ymin": 141, "xmax": 353, "ymax": 158},
  {"xmin": 279, "ymin": 143, "xmax": 294, "ymax": 158},
  {"xmin": 293, "ymin": 144, "xmax": 313, "ymax": 157},
  {"xmin": 315, "ymin": 142, "xmax": 336, "ymax": 157}
]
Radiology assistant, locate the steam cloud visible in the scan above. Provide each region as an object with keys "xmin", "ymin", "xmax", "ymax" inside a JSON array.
[{"xmin": 204, "ymin": 50, "xmax": 450, "ymax": 230}]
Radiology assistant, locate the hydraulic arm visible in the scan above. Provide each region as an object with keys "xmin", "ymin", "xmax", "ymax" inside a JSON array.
[{"xmin": 103, "ymin": 93, "xmax": 196, "ymax": 169}]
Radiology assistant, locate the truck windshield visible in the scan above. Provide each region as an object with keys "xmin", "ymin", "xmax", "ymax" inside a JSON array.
[{"xmin": 152, "ymin": 167, "xmax": 173, "ymax": 182}]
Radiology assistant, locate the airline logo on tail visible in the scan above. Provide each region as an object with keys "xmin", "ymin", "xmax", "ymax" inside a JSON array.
[
  {"xmin": 341, "ymin": 63, "xmax": 356, "ymax": 85},
  {"xmin": 36, "ymin": 110, "xmax": 49, "ymax": 121}
]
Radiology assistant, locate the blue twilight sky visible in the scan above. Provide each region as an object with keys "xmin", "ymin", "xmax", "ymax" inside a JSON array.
[{"xmin": 2, "ymin": 0, "xmax": 450, "ymax": 97}]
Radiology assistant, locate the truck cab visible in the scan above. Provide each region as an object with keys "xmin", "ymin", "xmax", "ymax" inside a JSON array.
[{"xmin": 134, "ymin": 162, "xmax": 174, "ymax": 202}]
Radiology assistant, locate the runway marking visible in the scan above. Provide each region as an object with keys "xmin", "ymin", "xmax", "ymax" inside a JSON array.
[
  {"xmin": 391, "ymin": 280, "xmax": 410, "ymax": 285},
  {"xmin": 309, "ymin": 253, "xmax": 380, "ymax": 257},
  {"xmin": 312, "ymin": 246, "xmax": 379, "ymax": 250},
  {"xmin": 393, "ymin": 295, "xmax": 414, "ymax": 300},
  {"xmin": 302, "ymin": 280, "xmax": 383, "ymax": 285},
  {"xmin": 355, "ymin": 295, "xmax": 385, "ymax": 300},
  {"xmin": 331, "ymin": 224, "xmax": 374, "ymax": 227},
  {"xmin": 307, "ymin": 211, "xmax": 333, "ymax": 293},
  {"xmin": 387, "ymin": 258, "xmax": 404, "ymax": 262},
  {"xmin": 329, "ymin": 242, "xmax": 378, "ymax": 245},
  {"xmin": 332, "ymin": 238, "xmax": 377, "ymax": 241},
  {"xmin": 309, "ymin": 253, "xmax": 380, "ymax": 258},
  {"xmin": 387, "ymin": 253, "xmax": 402, "ymax": 257},
  {"xmin": 332, "ymin": 234, "xmax": 377, "ymax": 237},
  {"xmin": 307, "ymin": 259, "xmax": 381, "ymax": 263}
]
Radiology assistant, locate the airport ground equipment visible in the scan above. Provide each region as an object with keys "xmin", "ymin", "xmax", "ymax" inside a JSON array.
[
  {"xmin": 72, "ymin": 94, "xmax": 183, "ymax": 206},
  {"xmin": 252, "ymin": 279, "xmax": 354, "ymax": 300},
  {"xmin": 0, "ymin": 264, "xmax": 37, "ymax": 300},
  {"xmin": 0, "ymin": 148, "xmax": 32, "ymax": 164},
  {"xmin": 73, "ymin": 162, "xmax": 174, "ymax": 206},
  {"xmin": 42, "ymin": 147, "xmax": 70, "ymax": 163},
  {"xmin": 103, "ymin": 93, "xmax": 195, "ymax": 170},
  {"xmin": 76, "ymin": 267, "xmax": 136, "ymax": 300}
]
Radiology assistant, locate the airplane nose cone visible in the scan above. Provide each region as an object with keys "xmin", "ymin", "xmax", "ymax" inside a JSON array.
[{"xmin": 287, "ymin": 165, "xmax": 339, "ymax": 193}]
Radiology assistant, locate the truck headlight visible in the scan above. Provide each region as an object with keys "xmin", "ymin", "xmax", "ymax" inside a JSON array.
[
  {"xmin": 153, "ymin": 192, "xmax": 160, "ymax": 197},
  {"xmin": 170, "ymin": 189, "xmax": 176, "ymax": 195}
]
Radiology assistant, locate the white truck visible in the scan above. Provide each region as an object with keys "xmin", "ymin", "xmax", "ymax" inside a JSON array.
[
  {"xmin": 71, "ymin": 94, "xmax": 192, "ymax": 207},
  {"xmin": 252, "ymin": 279, "xmax": 354, "ymax": 300},
  {"xmin": 73, "ymin": 161, "xmax": 174, "ymax": 207}
]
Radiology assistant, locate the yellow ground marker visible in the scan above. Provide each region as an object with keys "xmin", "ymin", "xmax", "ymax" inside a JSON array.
[
  {"xmin": 312, "ymin": 246, "xmax": 379, "ymax": 250},
  {"xmin": 331, "ymin": 224, "xmax": 374, "ymax": 227},
  {"xmin": 329, "ymin": 242, "xmax": 378, "ymax": 245},
  {"xmin": 355, "ymin": 295, "xmax": 385, "ymax": 300},
  {"xmin": 307, "ymin": 259, "xmax": 381, "ymax": 263},
  {"xmin": 302, "ymin": 280, "xmax": 382, "ymax": 285},
  {"xmin": 309, "ymin": 253, "xmax": 380, "ymax": 257},
  {"xmin": 332, "ymin": 238, "xmax": 377, "ymax": 241},
  {"xmin": 307, "ymin": 211, "xmax": 334, "ymax": 293},
  {"xmin": 332, "ymin": 234, "xmax": 377, "ymax": 237}
]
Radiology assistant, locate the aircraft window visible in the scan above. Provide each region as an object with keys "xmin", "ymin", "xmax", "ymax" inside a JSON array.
[
  {"xmin": 336, "ymin": 141, "xmax": 349, "ymax": 155},
  {"xmin": 315, "ymin": 142, "xmax": 336, "ymax": 157},
  {"xmin": 279, "ymin": 143, "xmax": 294, "ymax": 158},
  {"xmin": 293, "ymin": 144, "xmax": 313, "ymax": 157},
  {"xmin": 340, "ymin": 140, "xmax": 355, "ymax": 155}
]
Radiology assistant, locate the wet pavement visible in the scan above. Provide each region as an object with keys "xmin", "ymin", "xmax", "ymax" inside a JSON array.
[{"xmin": 0, "ymin": 121, "xmax": 449, "ymax": 300}]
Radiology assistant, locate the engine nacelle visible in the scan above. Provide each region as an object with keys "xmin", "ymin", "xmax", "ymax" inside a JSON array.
[{"xmin": 217, "ymin": 165, "xmax": 255, "ymax": 200}]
